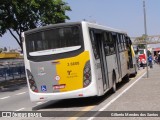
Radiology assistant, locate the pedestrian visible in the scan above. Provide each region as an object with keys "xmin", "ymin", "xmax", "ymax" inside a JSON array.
[
  {"xmin": 158, "ymin": 53, "xmax": 160, "ymax": 65},
  {"xmin": 153, "ymin": 55, "xmax": 157, "ymax": 64},
  {"xmin": 148, "ymin": 55, "xmax": 153, "ymax": 68}
]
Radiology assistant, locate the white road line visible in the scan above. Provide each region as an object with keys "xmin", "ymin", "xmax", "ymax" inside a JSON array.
[
  {"xmin": 16, "ymin": 108, "xmax": 25, "ymax": 111},
  {"xmin": 0, "ymin": 96, "xmax": 10, "ymax": 100},
  {"xmin": 15, "ymin": 92, "xmax": 26, "ymax": 96},
  {"xmin": 88, "ymin": 72, "xmax": 146, "ymax": 120}
]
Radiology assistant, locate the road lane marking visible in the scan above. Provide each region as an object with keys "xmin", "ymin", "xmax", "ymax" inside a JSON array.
[
  {"xmin": 68, "ymin": 70, "xmax": 146, "ymax": 120},
  {"xmin": 0, "ymin": 96, "xmax": 10, "ymax": 100},
  {"xmin": 16, "ymin": 108, "xmax": 25, "ymax": 111},
  {"xmin": 88, "ymin": 71, "xmax": 146, "ymax": 120},
  {"xmin": 68, "ymin": 106, "xmax": 95, "ymax": 120},
  {"xmin": 15, "ymin": 92, "xmax": 26, "ymax": 96}
]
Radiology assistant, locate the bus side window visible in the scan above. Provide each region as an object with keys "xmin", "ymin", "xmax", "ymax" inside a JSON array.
[
  {"xmin": 104, "ymin": 32, "xmax": 110, "ymax": 55},
  {"xmin": 123, "ymin": 35, "xmax": 127, "ymax": 50},
  {"xmin": 125, "ymin": 36, "xmax": 131, "ymax": 49},
  {"xmin": 112, "ymin": 32, "xmax": 117, "ymax": 50},
  {"xmin": 120, "ymin": 34, "xmax": 125, "ymax": 51},
  {"xmin": 104, "ymin": 32, "xmax": 115, "ymax": 55},
  {"xmin": 89, "ymin": 30, "xmax": 99, "ymax": 59},
  {"xmin": 117, "ymin": 34, "xmax": 122, "ymax": 52},
  {"xmin": 109, "ymin": 33, "xmax": 115, "ymax": 54}
]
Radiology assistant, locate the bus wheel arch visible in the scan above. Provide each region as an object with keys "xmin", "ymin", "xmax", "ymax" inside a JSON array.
[
  {"xmin": 133, "ymin": 64, "xmax": 137, "ymax": 76},
  {"xmin": 111, "ymin": 70, "xmax": 116, "ymax": 93}
]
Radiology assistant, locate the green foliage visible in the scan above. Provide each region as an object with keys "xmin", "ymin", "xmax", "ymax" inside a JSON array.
[
  {"xmin": 137, "ymin": 44, "xmax": 145, "ymax": 49},
  {"xmin": 137, "ymin": 34, "xmax": 148, "ymax": 49},
  {"xmin": 0, "ymin": 48, "xmax": 3, "ymax": 53},
  {"xmin": 3, "ymin": 47, "xmax": 7, "ymax": 51},
  {"xmin": 0, "ymin": 0, "xmax": 71, "ymax": 51}
]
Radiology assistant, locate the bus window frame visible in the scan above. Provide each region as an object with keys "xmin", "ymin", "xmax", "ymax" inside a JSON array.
[
  {"xmin": 25, "ymin": 24, "xmax": 84, "ymax": 62},
  {"xmin": 89, "ymin": 28, "xmax": 117, "ymax": 58}
]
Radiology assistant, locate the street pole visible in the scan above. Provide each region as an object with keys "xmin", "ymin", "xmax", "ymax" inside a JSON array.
[{"xmin": 143, "ymin": 0, "xmax": 149, "ymax": 78}]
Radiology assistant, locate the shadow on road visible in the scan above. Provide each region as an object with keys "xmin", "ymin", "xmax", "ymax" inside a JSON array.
[
  {"xmin": 0, "ymin": 82, "xmax": 27, "ymax": 92},
  {"xmin": 34, "ymin": 77, "xmax": 130, "ymax": 110}
]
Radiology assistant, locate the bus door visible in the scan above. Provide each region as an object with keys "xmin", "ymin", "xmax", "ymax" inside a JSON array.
[
  {"xmin": 126, "ymin": 36, "xmax": 136, "ymax": 69},
  {"xmin": 95, "ymin": 32, "xmax": 109, "ymax": 91},
  {"xmin": 112, "ymin": 33, "xmax": 122, "ymax": 80},
  {"xmin": 126, "ymin": 37, "xmax": 134, "ymax": 68}
]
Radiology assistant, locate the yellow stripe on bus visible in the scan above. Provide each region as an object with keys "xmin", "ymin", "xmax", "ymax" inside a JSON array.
[
  {"xmin": 56, "ymin": 51, "xmax": 90, "ymax": 92},
  {"xmin": 131, "ymin": 45, "xmax": 135, "ymax": 57}
]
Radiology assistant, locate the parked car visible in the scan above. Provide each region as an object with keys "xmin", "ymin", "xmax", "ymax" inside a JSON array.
[{"xmin": 138, "ymin": 49, "xmax": 147, "ymax": 67}]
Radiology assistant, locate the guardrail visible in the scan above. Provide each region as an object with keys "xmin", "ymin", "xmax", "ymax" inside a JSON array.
[{"xmin": 0, "ymin": 62, "xmax": 25, "ymax": 81}]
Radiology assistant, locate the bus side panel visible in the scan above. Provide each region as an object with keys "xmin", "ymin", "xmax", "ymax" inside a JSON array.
[
  {"xmin": 120, "ymin": 51, "xmax": 128, "ymax": 78},
  {"xmin": 94, "ymin": 59, "xmax": 104, "ymax": 96},
  {"xmin": 106, "ymin": 54, "xmax": 118, "ymax": 87},
  {"xmin": 82, "ymin": 22, "xmax": 103, "ymax": 96}
]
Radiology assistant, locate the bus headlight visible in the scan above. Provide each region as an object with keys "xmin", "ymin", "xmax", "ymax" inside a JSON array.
[
  {"xmin": 26, "ymin": 69, "xmax": 38, "ymax": 92},
  {"xmin": 83, "ymin": 61, "xmax": 91, "ymax": 88}
]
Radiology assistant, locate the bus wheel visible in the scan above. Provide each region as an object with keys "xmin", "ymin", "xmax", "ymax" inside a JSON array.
[
  {"xmin": 112, "ymin": 73, "xmax": 116, "ymax": 93},
  {"xmin": 124, "ymin": 74, "xmax": 130, "ymax": 82}
]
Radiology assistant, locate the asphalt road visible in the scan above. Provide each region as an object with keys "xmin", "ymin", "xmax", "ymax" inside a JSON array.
[
  {"xmin": 0, "ymin": 65, "xmax": 160, "ymax": 120},
  {"xmin": 0, "ymin": 85, "xmax": 34, "ymax": 111}
]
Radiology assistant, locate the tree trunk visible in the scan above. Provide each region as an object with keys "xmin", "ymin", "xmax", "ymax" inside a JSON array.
[{"xmin": 8, "ymin": 29, "xmax": 23, "ymax": 53}]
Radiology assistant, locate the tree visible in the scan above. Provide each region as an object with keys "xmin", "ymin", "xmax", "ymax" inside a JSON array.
[
  {"xmin": 3, "ymin": 47, "xmax": 7, "ymax": 51},
  {"xmin": 137, "ymin": 34, "xmax": 148, "ymax": 49},
  {"xmin": 0, "ymin": 0, "xmax": 71, "ymax": 51},
  {"xmin": 0, "ymin": 48, "xmax": 3, "ymax": 53}
]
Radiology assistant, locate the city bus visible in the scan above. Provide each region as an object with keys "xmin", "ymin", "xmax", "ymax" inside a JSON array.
[{"xmin": 22, "ymin": 21, "xmax": 137, "ymax": 102}]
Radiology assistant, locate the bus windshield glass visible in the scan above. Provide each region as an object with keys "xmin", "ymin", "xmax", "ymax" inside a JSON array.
[{"xmin": 26, "ymin": 26, "xmax": 82, "ymax": 56}]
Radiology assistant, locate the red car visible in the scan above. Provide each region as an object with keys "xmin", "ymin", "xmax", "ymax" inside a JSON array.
[{"xmin": 138, "ymin": 49, "xmax": 147, "ymax": 67}]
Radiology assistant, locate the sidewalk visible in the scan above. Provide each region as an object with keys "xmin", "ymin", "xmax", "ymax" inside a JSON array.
[
  {"xmin": 105, "ymin": 63, "xmax": 160, "ymax": 112},
  {"xmin": 136, "ymin": 63, "xmax": 160, "ymax": 110}
]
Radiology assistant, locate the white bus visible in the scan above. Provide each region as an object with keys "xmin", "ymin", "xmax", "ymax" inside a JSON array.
[{"xmin": 22, "ymin": 21, "xmax": 137, "ymax": 102}]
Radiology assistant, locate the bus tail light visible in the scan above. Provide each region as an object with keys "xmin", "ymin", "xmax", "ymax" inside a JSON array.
[
  {"xmin": 83, "ymin": 61, "xmax": 91, "ymax": 88},
  {"xmin": 26, "ymin": 69, "xmax": 38, "ymax": 92},
  {"xmin": 78, "ymin": 94, "xmax": 83, "ymax": 96}
]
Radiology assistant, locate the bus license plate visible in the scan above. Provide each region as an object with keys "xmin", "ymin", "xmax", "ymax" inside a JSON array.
[{"xmin": 53, "ymin": 84, "xmax": 66, "ymax": 89}]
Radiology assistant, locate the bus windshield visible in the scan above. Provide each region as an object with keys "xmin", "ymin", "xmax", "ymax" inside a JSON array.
[{"xmin": 26, "ymin": 26, "xmax": 82, "ymax": 56}]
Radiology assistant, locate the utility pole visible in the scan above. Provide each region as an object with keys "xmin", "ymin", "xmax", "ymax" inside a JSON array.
[{"xmin": 143, "ymin": 0, "xmax": 149, "ymax": 78}]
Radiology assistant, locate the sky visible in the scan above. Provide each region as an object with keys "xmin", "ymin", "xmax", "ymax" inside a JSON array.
[{"xmin": 0, "ymin": 0, "xmax": 160, "ymax": 49}]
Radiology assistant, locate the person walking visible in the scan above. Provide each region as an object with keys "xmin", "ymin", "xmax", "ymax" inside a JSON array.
[
  {"xmin": 148, "ymin": 55, "xmax": 153, "ymax": 68},
  {"xmin": 158, "ymin": 53, "xmax": 160, "ymax": 65},
  {"xmin": 153, "ymin": 55, "xmax": 157, "ymax": 64}
]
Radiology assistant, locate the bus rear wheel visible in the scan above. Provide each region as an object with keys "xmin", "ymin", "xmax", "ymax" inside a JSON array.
[{"xmin": 111, "ymin": 73, "xmax": 116, "ymax": 93}]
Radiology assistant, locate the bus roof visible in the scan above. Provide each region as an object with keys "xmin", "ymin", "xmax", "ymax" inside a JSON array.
[
  {"xmin": 85, "ymin": 21, "xmax": 127, "ymax": 34},
  {"xmin": 24, "ymin": 21, "xmax": 127, "ymax": 35}
]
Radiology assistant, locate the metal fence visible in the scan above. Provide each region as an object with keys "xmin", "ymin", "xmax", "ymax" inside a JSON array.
[{"xmin": 0, "ymin": 61, "xmax": 25, "ymax": 81}]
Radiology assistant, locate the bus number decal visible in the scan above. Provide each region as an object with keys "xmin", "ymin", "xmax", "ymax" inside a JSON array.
[{"xmin": 67, "ymin": 62, "xmax": 79, "ymax": 66}]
